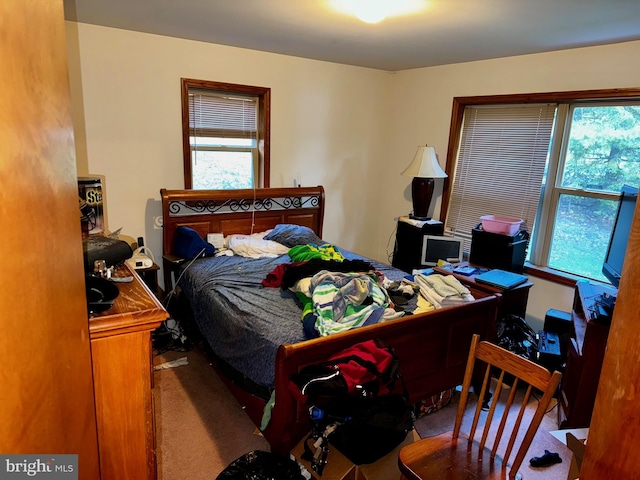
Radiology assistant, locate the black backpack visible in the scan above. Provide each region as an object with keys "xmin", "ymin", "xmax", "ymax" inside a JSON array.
[
  {"xmin": 289, "ymin": 338, "xmax": 403, "ymax": 406},
  {"xmin": 290, "ymin": 339, "xmax": 414, "ymax": 472}
]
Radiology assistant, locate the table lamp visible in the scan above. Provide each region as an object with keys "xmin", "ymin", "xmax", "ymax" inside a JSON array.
[{"xmin": 401, "ymin": 145, "xmax": 447, "ymax": 220}]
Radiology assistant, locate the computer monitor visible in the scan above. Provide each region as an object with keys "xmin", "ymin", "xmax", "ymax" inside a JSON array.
[
  {"xmin": 602, "ymin": 185, "xmax": 638, "ymax": 288},
  {"xmin": 421, "ymin": 235, "xmax": 463, "ymax": 266}
]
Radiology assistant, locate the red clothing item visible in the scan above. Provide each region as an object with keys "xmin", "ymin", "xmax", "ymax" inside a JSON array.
[{"xmin": 261, "ymin": 261, "xmax": 305, "ymax": 287}]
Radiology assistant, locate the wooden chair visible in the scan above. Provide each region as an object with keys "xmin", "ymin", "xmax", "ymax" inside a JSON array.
[{"xmin": 398, "ymin": 334, "xmax": 562, "ymax": 480}]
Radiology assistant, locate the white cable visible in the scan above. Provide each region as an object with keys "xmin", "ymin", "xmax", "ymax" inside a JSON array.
[
  {"xmin": 162, "ymin": 247, "xmax": 207, "ymax": 309},
  {"xmin": 250, "ymin": 184, "xmax": 257, "ymax": 235}
]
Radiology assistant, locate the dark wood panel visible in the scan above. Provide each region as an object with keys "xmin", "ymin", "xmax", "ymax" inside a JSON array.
[
  {"xmin": 582, "ymin": 195, "xmax": 640, "ymax": 478},
  {"xmin": 558, "ymin": 282, "xmax": 611, "ymax": 429}
]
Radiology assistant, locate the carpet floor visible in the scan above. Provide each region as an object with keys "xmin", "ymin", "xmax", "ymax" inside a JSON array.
[{"xmin": 153, "ymin": 346, "xmax": 572, "ymax": 480}]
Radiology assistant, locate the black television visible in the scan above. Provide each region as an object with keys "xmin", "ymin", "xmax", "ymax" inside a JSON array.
[{"xmin": 602, "ymin": 185, "xmax": 638, "ymax": 288}]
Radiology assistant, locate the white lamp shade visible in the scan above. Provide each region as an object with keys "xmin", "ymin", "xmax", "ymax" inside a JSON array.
[{"xmin": 401, "ymin": 146, "xmax": 447, "ymax": 178}]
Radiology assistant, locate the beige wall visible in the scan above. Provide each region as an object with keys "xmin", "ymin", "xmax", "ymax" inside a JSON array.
[
  {"xmin": 66, "ymin": 21, "xmax": 640, "ymax": 329},
  {"xmin": 383, "ymin": 40, "xmax": 640, "ymax": 328},
  {"xmin": 65, "ymin": 22, "xmax": 393, "ymax": 273}
]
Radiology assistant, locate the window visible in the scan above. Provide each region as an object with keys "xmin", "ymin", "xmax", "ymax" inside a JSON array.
[
  {"xmin": 442, "ymin": 89, "xmax": 640, "ymax": 283},
  {"xmin": 446, "ymin": 103, "xmax": 556, "ymax": 247},
  {"xmin": 534, "ymin": 103, "xmax": 640, "ymax": 281},
  {"xmin": 181, "ymin": 79, "xmax": 270, "ymax": 189}
]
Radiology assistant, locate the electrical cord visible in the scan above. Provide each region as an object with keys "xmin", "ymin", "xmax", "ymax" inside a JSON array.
[
  {"xmin": 152, "ymin": 324, "xmax": 192, "ymax": 355},
  {"xmin": 153, "ymin": 247, "xmax": 206, "ymax": 355},
  {"xmin": 386, "ymin": 221, "xmax": 399, "ymax": 264},
  {"xmin": 162, "ymin": 247, "xmax": 207, "ymax": 310},
  {"xmin": 250, "ymin": 183, "xmax": 257, "ymax": 235},
  {"xmin": 531, "ymin": 389, "xmax": 559, "ymax": 414},
  {"xmin": 546, "ymin": 399, "xmax": 559, "ymax": 414}
]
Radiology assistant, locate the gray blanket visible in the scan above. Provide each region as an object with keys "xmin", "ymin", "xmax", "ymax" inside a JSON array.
[{"xmin": 178, "ymin": 250, "xmax": 410, "ymax": 389}]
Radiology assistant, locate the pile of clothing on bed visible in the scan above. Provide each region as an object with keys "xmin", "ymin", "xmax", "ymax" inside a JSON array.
[{"xmin": 262, "ymin": 242, "xmax": 474, "ymax": 338}]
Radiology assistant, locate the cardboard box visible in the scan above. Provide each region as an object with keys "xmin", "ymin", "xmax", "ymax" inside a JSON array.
[
  {"xmin": 549, "ymin": 428, "xmax": 588, "ymax": 480},
  {"xmin": 566, "ymin": 432, "xmax": 587, "ymax": 480},
  {"xmin": 291, "ymin": 429, "xmax": 419, "ymax": 480}
]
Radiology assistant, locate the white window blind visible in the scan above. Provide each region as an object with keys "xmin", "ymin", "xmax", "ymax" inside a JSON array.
[
  {"xmin": 188, "ymin": 89, "xmax": 257, "ymax": 139},
  {"xmin": 446, "ymin": 104, "xmax": 557, "ymax": 246}
]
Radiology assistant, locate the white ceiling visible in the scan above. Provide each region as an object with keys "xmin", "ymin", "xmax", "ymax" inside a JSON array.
[{"xmin": 63, "ymin": 0, "xmax": 640, "ymax": 71}]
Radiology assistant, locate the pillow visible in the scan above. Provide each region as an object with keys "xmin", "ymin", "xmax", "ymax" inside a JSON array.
[
  {"xmin": 263, "ymin": 224, "xmax": 323, "ymax": 248},
  {"xmin": 227, "ymin": 234, "xmax": 289, "ymax": 258},
  {"xmin": 173, "ymin": 226, "xmax": 216, "ymax": 259}
]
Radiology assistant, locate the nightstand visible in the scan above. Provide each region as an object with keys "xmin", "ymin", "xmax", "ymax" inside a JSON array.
[
  {"xmin": 137, "ymin": 262, "xmax": 161, "ymax": 296},
  {"xmin": 392, "ymin": 216, "xmax": 444, "ymax": 272},
  {"xmin": 434, "ymin": 262, "xmax": 533, "ymax": 320}
]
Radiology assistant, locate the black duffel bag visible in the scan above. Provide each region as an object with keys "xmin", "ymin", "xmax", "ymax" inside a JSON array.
[
  {"xmin": 303, "ymin": 393, "xmax": 414, "ymax": 468},
  {"xmin": 294, "ymin": 340, "xmax": 414, "ymax": 473},
  {"xmin": 327, "ymin": 393, "xmax": 414, "ymax": 465}
]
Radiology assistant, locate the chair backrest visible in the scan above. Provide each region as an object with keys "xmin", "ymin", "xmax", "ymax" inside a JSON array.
[{"xmin": 454, "ymin": 334, "xmax": 562, "ymax": 477}]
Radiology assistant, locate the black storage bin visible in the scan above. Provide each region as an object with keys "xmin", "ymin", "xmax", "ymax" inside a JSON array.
[
  {"xmin": 392, "ymin": 219, "xmax": 444, "ymax": 273},
  {"xmin": 544, "ymin": 309, "xmax": 572, "ymax": 335},
  {"xmin": 469, "ymin": 224, "xmax": 529, "ymax": 273}
]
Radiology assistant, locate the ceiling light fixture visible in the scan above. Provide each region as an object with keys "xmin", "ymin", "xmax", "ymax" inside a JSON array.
[
  {"xmin": 351, "ymin": 1, "xmax": 389, "ymax": 23},
  {"xmin": 329, "ymin": 0, "xmax": 427, "ymax": 24}
]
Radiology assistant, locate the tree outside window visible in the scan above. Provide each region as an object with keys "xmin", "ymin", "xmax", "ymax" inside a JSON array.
[
  {"xmin": 544, "ymin": 105, "xmax": 640, "ymax": 281},
  {"xmin": 443, "ymin": 90, "xmax": 640, "ymax": 284}
]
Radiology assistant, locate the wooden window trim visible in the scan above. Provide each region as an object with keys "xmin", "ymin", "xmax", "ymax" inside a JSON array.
[
  {"xmin": 441, "ymin": 87, "xmax": 640, "ymax": 285},
  {"xmin": 181, "ymin": 78, "xmax": 271, "ymax": 189}
]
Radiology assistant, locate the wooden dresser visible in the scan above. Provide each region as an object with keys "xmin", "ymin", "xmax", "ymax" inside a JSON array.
[
  {"xmin": 89, "ymin": 264, "xmax": 168, "ymax": 480},
  {"xmin": 558, "ymin": 280, "xmax": 614, "ymax": 429}
]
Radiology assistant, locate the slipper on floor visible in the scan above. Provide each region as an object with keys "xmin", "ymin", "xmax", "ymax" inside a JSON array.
[{"xmin": 529, "ymin": 450, "xmax": 562, "ymax": 468}]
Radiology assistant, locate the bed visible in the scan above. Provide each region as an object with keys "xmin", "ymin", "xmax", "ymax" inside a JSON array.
[{"xmin": 160, "ymin": 186, "xmax": 500, "ymax": 456}]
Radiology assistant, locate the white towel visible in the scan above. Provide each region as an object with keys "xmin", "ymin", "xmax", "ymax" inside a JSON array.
[{"xmin": 415, "ymin": 274, "xmax": 474, "ymax": 309}]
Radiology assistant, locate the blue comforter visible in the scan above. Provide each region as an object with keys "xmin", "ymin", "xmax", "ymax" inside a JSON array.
[{"xmin": 178, "ymin": 249, "xmax": 410, "ymax": 389}]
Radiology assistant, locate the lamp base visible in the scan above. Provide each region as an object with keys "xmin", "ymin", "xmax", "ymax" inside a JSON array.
[
  {"xmin": 411, "ymin": 177, "xmax": 435, "ymax": 221},
  {"xmin": 409, "ymin": 214, "xmax": 432, "ymax": 221}
]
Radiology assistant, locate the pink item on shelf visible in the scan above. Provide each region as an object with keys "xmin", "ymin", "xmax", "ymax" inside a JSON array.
[{"xmin": 480, "ymin": 215, "xmax": 523, "ymax": 236}]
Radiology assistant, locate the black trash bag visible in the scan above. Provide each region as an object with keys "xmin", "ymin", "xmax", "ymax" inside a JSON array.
[
  {"xmin": 496, "ymin": 314, "xmax": 538, "ymax": 361},
  {"xmin": 216, "ymin": 450, "xmax": 306, "ymax": 480}
]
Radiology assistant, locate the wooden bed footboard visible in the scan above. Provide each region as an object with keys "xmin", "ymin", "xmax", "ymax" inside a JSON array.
[{"xmin": 264, "ymin": 292, "xmax": 499, "ymax": 456}]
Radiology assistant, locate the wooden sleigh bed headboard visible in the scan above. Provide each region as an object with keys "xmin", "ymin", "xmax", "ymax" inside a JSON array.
[
  {"xmin": 160, "ymin": 186, "xmax": 325, "ymax": 289},
  {"xmin": 161, "ymin": 186, "xmax": 325, "ymax": 252}
]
